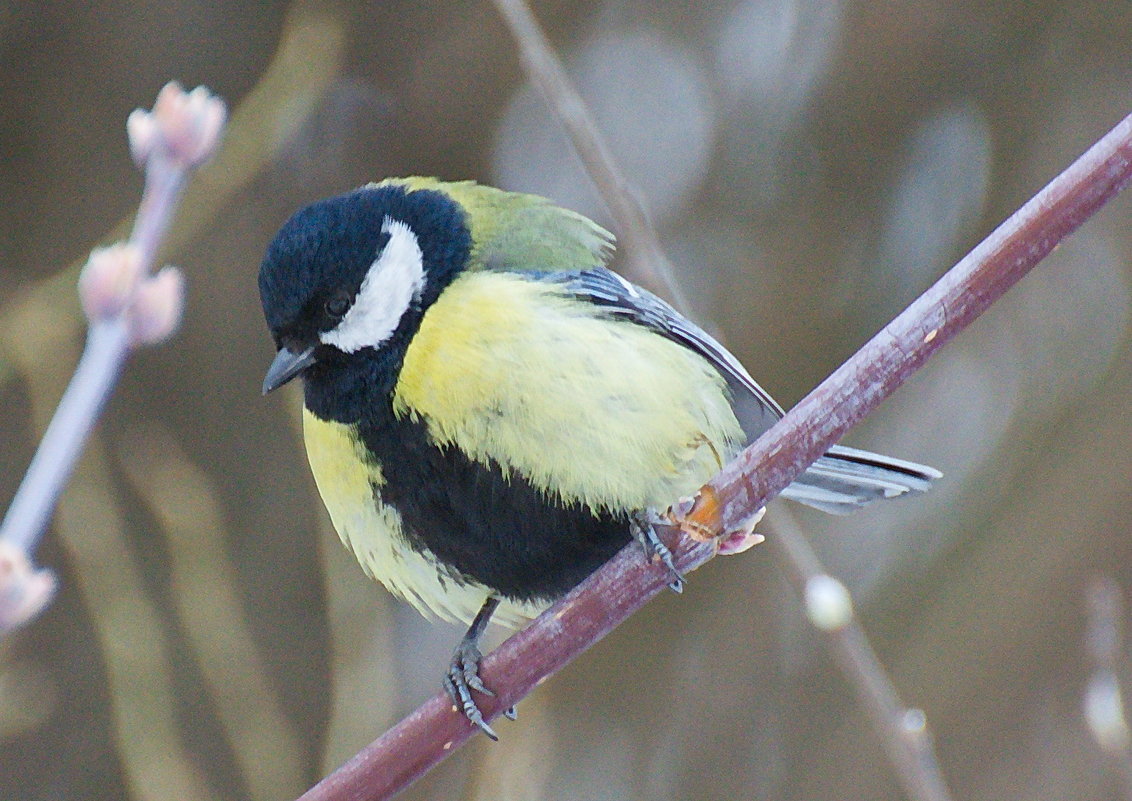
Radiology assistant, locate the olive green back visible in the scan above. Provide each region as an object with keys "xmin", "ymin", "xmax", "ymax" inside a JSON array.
[{"xmin": 375, "ymin": 177, "xmax": 614, "ymax": 273}]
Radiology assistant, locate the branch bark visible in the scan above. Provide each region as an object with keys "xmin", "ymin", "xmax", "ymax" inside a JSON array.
[{"xmin": 675, "ymin": 109, "xmax": 1132, "ymax": 540}]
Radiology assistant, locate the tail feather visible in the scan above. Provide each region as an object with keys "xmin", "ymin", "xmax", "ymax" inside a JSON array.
[{"xmin": 779, "ymin": 445, "xmax": 941, "ymax": 515}]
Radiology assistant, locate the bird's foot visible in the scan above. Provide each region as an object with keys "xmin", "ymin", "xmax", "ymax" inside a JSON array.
[
  {"xmin": 631, "ymin": 509, "xmax": 685, "ymax": 593},
  {"xmin": 443, "ymin": 639, "xmax": 498, "ymax": 740}
]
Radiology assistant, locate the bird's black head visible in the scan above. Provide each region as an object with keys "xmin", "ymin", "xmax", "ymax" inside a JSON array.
[{"xmin": 258, "ymin": 183, "xmax": 472, "ymax": 397}]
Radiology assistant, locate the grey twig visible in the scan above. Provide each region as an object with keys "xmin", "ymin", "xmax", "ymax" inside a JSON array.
[
  {"xmin": 768, "ymin": 509, "xmax": 954, "ymax": 801},
  {"xmin": 292, "ymin": 58, "xmax": 1132, "ymax": 801},
  {"xmin": 0, "ymin": 82, "xmax": 226, "ymax": 633},
  {"xmin": 1, "ymin": 320, "xmax": 130, "ymax": 557},
  {"xmin": 491, "ymin": 2, "xmax": 956, "ymax": 799},
  {"xmin": 489, "ymin": 0, "xmax": 690, "ymax": 311}
]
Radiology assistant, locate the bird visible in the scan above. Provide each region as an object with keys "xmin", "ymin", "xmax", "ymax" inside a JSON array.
[{"xmin": 258, "ymin": 177, "xmax": 939, "ymax": 739}]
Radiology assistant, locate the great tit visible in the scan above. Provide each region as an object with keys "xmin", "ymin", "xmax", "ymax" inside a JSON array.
[{"xmin": 259, "ymin": 177, "xmax": 939, "ymax": 738}]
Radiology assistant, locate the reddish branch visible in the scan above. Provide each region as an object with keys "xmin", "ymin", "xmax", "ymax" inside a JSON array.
[
  {"xmin": 298, "ymin": 111, "xmax": 1132, "ymax": 801},
  {"xmin": 677, "ymin": 109, "xmax": 1132, "ymax": 538}
]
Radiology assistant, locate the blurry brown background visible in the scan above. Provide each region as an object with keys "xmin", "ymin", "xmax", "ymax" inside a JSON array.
[{"xmin": 3, "ymin": 1, "xmax": 1132, "ymax": 799}]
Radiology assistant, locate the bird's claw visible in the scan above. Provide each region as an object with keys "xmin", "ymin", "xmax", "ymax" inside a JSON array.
[
  {"xmin": 631, "ymin": 510, "xmax": 685, "ymax": 592},
  {"xmin": 443, "ymin": 640, "xmax": 498, "ymax": 740}
]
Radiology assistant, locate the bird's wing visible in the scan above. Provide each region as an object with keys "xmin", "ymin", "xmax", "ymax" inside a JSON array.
[
  {"xmin": 532, "ymin": 267, "xmax": 784, "ymax": 442},
  {"xmin": 531, "ymin": 268, "xmax": 941, "ymax": 513}
]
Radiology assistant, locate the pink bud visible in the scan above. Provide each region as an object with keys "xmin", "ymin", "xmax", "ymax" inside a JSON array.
[
  {"xmin": 129, "ymin": 266, "xmax": 185, "ymax": 346},
  {"xmin": 131, "ymin": 81, "xmax": 227, "ymax": 169},
  {"xmin": 78, "ymin": 243, "xmax": 144, "ymax": 321},
  {"xmin": 0, "ymin": 541, "xmax": 57, "ymax": 633},
  {"xmin": 126, "ymin": 108, "xmax": 158, "ymax": 168}
]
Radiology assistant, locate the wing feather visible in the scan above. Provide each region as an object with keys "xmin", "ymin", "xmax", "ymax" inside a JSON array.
[
  {"xmin": 533, "ymin": 268, "xmax": 784, "ymax": 442},
  {"xmin": 529, "ymin": 268, "xmax": 940, "ymax": 512}
]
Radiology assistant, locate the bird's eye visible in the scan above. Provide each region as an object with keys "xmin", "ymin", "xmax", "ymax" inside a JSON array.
[{"xmin": 324, "ymin": 295, "xmax": 350, "ymax": 319}]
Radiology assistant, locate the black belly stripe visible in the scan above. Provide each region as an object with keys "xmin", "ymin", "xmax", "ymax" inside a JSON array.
[
  {"xmin": 301, "ymin": 292, "xmax": 633, "ymax": 604},
  {"xmin": 358, "ymin": 411, "xmax": 632, "ymax": 603}
]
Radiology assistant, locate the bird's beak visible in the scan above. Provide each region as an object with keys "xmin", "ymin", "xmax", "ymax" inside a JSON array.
[{"xmin": 263, "ymin": 346, "xmax": 317, "ymax": 394}]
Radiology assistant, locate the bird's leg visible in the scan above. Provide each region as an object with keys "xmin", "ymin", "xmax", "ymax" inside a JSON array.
[
  {"xmin": 630, "ymin": 509, "xmax": 684, "ymax": 593},
  {"xmin": 443, "ymin": 595, "xmax": 503, "ymax": 740}
]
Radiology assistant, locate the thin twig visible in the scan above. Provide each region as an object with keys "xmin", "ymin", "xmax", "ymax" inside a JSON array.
[
  {"xmin": 493, "ymin": 3, "xmax": 954, "ymax": 799},
  {"xmin": 0, "ymin": 319, "xmax": 130, "ymax": 556},
  {"xmin": 768, "ymin": 509, "xmax": 953, "ymax": 801},
  {"xmin": 294, "ymin": 107, "xmax": 1132, "ymax": 801},
  {"xmin": 0, "ymin": 83, "xmax": 226, "ymax": 633},
  {"xmin": 489, "ymin": 0, "xmax": 690, "ymax": 311}
]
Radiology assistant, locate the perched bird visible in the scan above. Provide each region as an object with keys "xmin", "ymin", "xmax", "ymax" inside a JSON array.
[{"xmin": 259, "ymin": 178, "xmax": 939, "ymax": 738}]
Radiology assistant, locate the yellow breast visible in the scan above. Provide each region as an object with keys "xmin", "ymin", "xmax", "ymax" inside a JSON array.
[{"xmin": 393, "ymin": 271, "xmax": 744, "ymax": 513}]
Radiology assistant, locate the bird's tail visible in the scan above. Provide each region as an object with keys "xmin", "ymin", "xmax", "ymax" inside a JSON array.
[{"xmin": 780, "ymin": 445, "xmax": 941, "ymax": 515}]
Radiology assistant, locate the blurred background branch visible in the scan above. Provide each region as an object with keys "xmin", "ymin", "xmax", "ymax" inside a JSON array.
[
  {"xmin": 492, "ymin": 3, "xmax": 956, "ymax": 801},
  {"xmin": 1, "ymin": 5, "xmax": 347, "ymax": 797},
  {"xmin": 0, "ymin": 2, "xmax": 346, "ymax": 392},
  {"xmin": 489, "ymin": 0, "xmax": 688, "ymax": 309},
  {"xmin": 768, "ymin": 508, "xmax": 953, "ymax": 801},
  {"xmin": 0, "ymin": 80, "xmax": 226, "ymax": 633}
]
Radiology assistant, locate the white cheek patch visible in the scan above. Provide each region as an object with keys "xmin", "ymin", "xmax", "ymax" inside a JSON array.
[{"xmin": 321, "ymin": 217, "xmax": 425, "ymax": 353}]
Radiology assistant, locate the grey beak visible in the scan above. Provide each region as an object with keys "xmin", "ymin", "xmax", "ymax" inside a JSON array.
[{"xmin": 263, "ymin": 346, "xmax": 317, "ymax": 394}]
